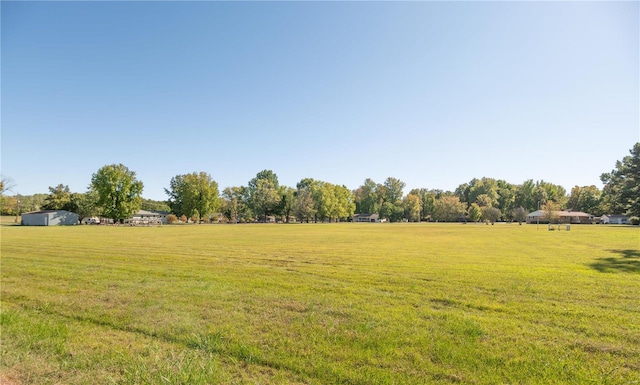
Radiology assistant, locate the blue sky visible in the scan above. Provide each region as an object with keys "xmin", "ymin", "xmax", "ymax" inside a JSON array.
[{"xmin": 2, "ymin": 1, "xmax": 638, "ymax": 200}]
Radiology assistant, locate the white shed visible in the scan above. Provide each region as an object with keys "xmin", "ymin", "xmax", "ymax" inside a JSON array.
[{"xmin": 22, "ymin": 210, "xmax": 79, "ymax": 226}]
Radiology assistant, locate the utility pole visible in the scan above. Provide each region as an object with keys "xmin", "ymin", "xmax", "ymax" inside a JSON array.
[{"xmin": 15, "ymin": 193, "xmax": 21, "ymax": 224}]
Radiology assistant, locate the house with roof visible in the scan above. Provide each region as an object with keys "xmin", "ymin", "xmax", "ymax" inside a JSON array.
[
  {"xmin": 22, "ymin": 210, "xmax": 79, "ymax": 226},
  {"xmin": 526, "ymin": 210, "xmax": 593, "ymax": 224},
  {"xmin": 129, "ymin": 210, "xmax": 169, "ymax": 225},
  {"xmin": 353, "ymin": 213, "xmax": 382, "ymax": 223},
  {"xmin": 600, "ymin": 214, "xmax": 630, "ymax": 225}
]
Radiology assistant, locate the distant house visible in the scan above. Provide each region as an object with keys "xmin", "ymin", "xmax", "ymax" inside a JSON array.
[
  {"xmin": 600, "ymin": 214, "xmax": 630, "ymax": 225},
  {"xmin": 526, "ymin": 210, "xmax": 593, "ymax": 224},
  {"xmin": 130, "ymin": 210, "xmax": 169, "ymax": 224},
  {"xmin": 353, "ymin": 213, "xmax": 382, "ymax": 223},
  {"xmin": 22, "ymin": 210, "xmax": 79, "ymax": 226}
]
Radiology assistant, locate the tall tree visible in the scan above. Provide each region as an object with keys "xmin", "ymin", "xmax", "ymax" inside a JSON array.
[
  {"xmin": 514, "ymin": 179, "xmax": 537, "ymax": 212},
  {"xmin": 248, "ymin": 170, "xmax": 280, "ymax": 221},
  {"xmin": 75, "ymin": 191, "xmax": 99, "ymax": 222},
  {"xmin": 542, "ymin": 201, "xmax": 561, "ymax": 223},
  {"xmin": 91, "ymin": 164, "xmax": 144, "ymax": 222},
  {"xmin": 409, "ymin": 188, "xmax": 439, "ymax": 221},
  {"xmin": 381, "ymin": 177, "xmax": 405, "ymax": 222},
  {"xmin": 601, "ymin": 142, "xmax": 640, "ymax": 217},
  {"xmin": 316, "ymin": 182, "xmax": 337, "ymax": 222},
  {"xmin": 334, "ymin": 184, "xmax": 356, "ymax": 221},
  {"xmin": 537, "ymin": 180, "xmax": 568, "ymax": 208},
  {"xmin": 278, "ymin": 186, "xmax": 296, "ymax": 222},
  {"xmin": 467, "ymin": 203, "xmax": 482, "ymax": 223},
  {"xmin": 165, "ymin": 172, "xmax": 220, "ymax": 222},
  {"xmin": 294, "ymin": 185, "xmax": 316, "ymax": 223},
  {"xmin": 468, "ymin": 178, "xmax": 499, "ymax": 208},
  {"xmin": 567, "ymin": 185, "xmax": 602, "ymax": 215},
  {"xmin": 43, "ymin": 184, "xmax": 76, "ymax": 211},
  {"xmin": 141, "ymin": 198, "xmax": 171, "ymax": 212},
  {"xmin": 354, "ymin": 178, "xmax": 380, "ymax": 214},
  {"xmin": 433, "ymin": 196, "xmax": 466, "ymax": 222},
  {"xmin": 221, "ymin": 186, "xmax": 249, "ymax": 223},
  {"xmin": 383, "ymin": 177, "xmax": 405, "ymax": 204},
  {"xmin": 403, "ymin": 193, "xmax": 421, "ymax": 222},
  {"xmin": 496, "ymin": 180, "xmax": 516, "ymax": 219}
]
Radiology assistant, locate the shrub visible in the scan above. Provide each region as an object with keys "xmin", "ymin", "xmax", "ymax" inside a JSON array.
[
  {"xmin": 630, "ymin": 216, "xmax": 639, "ymax": 225},
  {"xmin": 166, "ymin": 214, "xmax": 178, "ymax": 224},
  {"xmin": 180, "ymin": 214, "xmax": 188, "ymax": 223}
]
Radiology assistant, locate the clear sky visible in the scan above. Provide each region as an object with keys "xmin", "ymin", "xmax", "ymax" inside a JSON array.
[{"xmin": 2, "ymin": 1, "xmax": 638, "ymax": 201}]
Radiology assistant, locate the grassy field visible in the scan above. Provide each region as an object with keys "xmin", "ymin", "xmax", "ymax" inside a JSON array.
[{"xmin": 1, "ymin": 223, "xmax": 639, "ymax": 384}]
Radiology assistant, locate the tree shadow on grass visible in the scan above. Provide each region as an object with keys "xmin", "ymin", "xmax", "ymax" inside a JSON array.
[{"xmin": 589, "ymin": 249, "xmax": 640, "ymax": 273}]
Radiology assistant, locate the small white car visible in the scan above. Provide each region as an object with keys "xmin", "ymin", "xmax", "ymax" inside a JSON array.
[{"xmin": 83, "ymin": 217, "xmax": 100, "ymax": 225}]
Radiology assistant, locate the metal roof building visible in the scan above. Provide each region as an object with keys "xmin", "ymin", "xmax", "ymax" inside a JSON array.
[{"xmin": 21, "ymin": 210, "xmax": 79, "ymax": 226}]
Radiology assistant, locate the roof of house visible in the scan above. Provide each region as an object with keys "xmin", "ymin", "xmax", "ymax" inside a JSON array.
[
  {"xmin": 23, "ymin": 210, "xmax": 74, "ymax": 215},
  {"xmin": 601, "ymin": 214, "xmax": 629, "ymax": 219},
  {"xmin": 353, "ymin": 213, "xmax": 379, "ymax": 218},
  {"xmin": 135, "ymin": 210, "xmax": 169, "ymax": 216},
  {"xmin": 527, "ymin": 210, "xmax": 592, "ymax": 217}
]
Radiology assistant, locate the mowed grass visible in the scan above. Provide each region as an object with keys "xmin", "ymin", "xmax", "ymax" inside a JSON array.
[{"xmin": 1, "ymin": 223, "xmax": 639, "ymax": 384}]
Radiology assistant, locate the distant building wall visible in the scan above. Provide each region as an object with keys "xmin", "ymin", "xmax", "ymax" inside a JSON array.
[{"xmin": 22, "ymin": 210, "xmax": 79, "ymax": 226}]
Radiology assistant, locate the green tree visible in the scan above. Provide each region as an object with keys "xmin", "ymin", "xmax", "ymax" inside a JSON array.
[
  {"xmin": 141, "ymin": 198, "xmax": 171, "ymax": 212},
  {"xmin": 433, "ymin": 196, "xmax": 465, "ymax": 222},
  {"xmin": 542, "ymin": 201, "xmax": 561, "ymax": 224},
  {"xmin": 278, "ymin": 187, "xmax": 296, "ymax": 222},
  {"xmin": 537, "ymin": 180, "xmax": 568, "ymax": 208},
  {"xmin": 567, "ymin": 185, "xmax": 602, "ymax": 215},
  {"xmin": 600, "ymin": 143, "xmax": 640, "ymax": 217},
  {"xmin": 383, "ymin": 177, "xmax": 405, "ymax": 204},
  {"xmin": 248, "ymin": 170, "xmax": 280, "ymax": 221},
  {"xmin": 403, "ymin": 194, "xmax": 421, "ymax": 222},
  {"xmin": 75, "ymin": 191, "xmax": 99, "ymax": 222},
  {"xmin": 222, "ymin": 186, "xmax": 249, "ymax": 223},
  {"xmin": 91, "ymin": 164, "xmax": 144, "ymax": 222},
  {"xmin": 467, "ymin": 203, "xmax": 482, "ymax": 223},
  {"xmin": 468, "ymin": 178, "xmax": 499, "ymax": 208},
  {"xmin": 165, "ymin": 172, "xmax": 220, "ymax": 222},
  {"xmin": 354, "ymin": 178, "xmax": 380, "ymax": 214},
  {"xmin": 481, "ymin": 206, "xmax": 502, "ymax": 224},
  {"xmin": 410, "ymin": 188, "xmax": 439, "ymax": 221},
  {"xmin": 316, "ymin": 182, "xmax": 337, "ymax": 222},
  {"xmin": 496, "ymin": 180, "xmax": 516, "ymax": 219},
  {"xmin": 475, "ymin": 194, "xmax": 493, "ymax": 207},
  {"xmin": 381, "ymin": 177, "xmax": 405, "ymax": 222},
  {"xmin": 294, "ymin": 185, "xmax": 316, "ymax": 223},
  {"xmin": 514, "ymin": 179, "xmax": 537, "ymax": 212},
  {"xmin": 43, "ymin": 184, "xmax": 77, "ymax": 211}
]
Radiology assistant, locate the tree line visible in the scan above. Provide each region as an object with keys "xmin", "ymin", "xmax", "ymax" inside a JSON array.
[{"xmin": 1, "ymin": 143, "xmax": 638, "ymax": 223}]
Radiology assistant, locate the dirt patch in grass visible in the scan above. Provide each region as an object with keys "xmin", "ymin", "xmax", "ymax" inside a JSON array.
[{"xmin": 0, "ymin": 374, "xmax": 20, "ymax": 385}]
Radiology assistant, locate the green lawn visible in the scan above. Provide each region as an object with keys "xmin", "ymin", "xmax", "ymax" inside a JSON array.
[{"xmin": 1, "ymin": 223, "xmax": 638, "ymax": 384}]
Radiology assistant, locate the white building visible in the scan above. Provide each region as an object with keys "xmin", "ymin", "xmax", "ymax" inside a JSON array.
[
  {"xmin": 130, "ymin": 210, "xmax": 169, "ymax": 225},
  {"xmin": 353, "ymin": 213, "xmax": 382, "ymax": 223},
  {"xmin": 600, "ymin": 214, "xmax": 630, "ymax": 224}
]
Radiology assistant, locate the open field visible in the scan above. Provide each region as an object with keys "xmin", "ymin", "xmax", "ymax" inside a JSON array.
[
  {"xmin": 1, "ymin": 223, "xmax": 639, "ymax": 384},
  {"xmin": 0, "ymin": 216, "xmax": 21, "ymax": 226}
]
